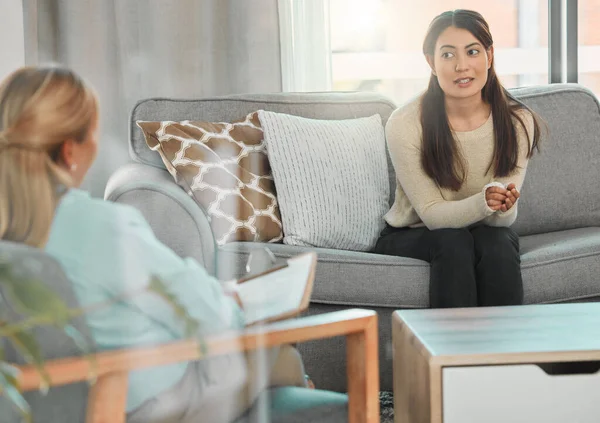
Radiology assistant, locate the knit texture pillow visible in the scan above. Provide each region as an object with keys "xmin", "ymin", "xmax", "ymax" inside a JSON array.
[
  {"xmin": 257, "ymin": 111, "xmax": 389, "ymax": 251},
  {"xmin": 137, "ymin": 112, "xmax": 283, "ymax": 245}
]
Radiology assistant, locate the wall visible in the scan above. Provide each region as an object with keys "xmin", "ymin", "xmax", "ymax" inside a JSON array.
[
  {"xmin": 28, "ymin": 0, "xmax": 282, "ymax": 197},
  {"xmin": 0, "ymin": 0, "xmax": 25, "ymax": 79}
]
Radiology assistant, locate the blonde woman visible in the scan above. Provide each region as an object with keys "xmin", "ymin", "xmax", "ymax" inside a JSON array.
[{"xmin": 0, "ymin": 66, "xmax": 345, "ymax": 422}]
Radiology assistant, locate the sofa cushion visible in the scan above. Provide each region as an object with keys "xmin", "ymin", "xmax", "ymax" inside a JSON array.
[
  {"xmin": 258, "ymin": 111, "xmax": 389, "ymax": 251},
  {"xmin": 217, "ymin": 242, "xmax": 430, "ymax": 308},
  {"xmin": 511, "ymin": 85, "xmax": 600, "ymax": 235},
  {"xmin": 218, "ymin": 227, "xmax": 600, "ymax": 308},
  {"xmin": 137, "ymin": 112, "xmax": 283, "ymax": 245}
]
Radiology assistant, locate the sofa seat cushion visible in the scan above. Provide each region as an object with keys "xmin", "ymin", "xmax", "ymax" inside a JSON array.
[
  {"xmin": 219, "ymin": 227, "xmax": 600, "ymax": 308},
  {"xmin": 217, "ymin": 242, "xmax": 430, "ymax": 308},
  {"xmin": 520, "ymin": 227, "xmax": 600, "ymax": 304}
]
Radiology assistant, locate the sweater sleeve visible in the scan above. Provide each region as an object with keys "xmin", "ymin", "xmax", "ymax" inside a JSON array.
[
  {"xmin": 482, "ymin": 110, "xmax": 535, "ymax": 228},
  {"xmin": 386, "ymin": 113, "xmax": 496, "ymax": 230}
]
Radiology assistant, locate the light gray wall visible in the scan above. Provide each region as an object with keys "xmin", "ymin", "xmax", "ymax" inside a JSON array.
[
  {"xmin": 24, "ymin": 0, "xmax": 283, "ymax": 197},
  {"xmin": 0, "ymin": 0, "xmax": 25, "ymax": 79}
]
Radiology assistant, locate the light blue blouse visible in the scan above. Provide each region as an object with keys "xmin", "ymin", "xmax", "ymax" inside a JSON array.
[{"xmin": 45, "ymin": 189, "xmax": 244, "ymax": 412}]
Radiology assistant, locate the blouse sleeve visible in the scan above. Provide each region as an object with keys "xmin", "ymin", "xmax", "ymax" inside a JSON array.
[{"xmin": 106, "ymin": 206, "xmax": 245, "ymax": 335}]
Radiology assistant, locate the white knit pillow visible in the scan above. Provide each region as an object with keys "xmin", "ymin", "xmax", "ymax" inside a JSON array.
[{"xmin": 258, "ymin": 111, "xmax": 389, "ymax": 251}]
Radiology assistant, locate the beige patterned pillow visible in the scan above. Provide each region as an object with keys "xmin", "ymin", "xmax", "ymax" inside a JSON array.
[{"xmin": 137, "ymin": 112, "xmax": 283, "ymax": 245}]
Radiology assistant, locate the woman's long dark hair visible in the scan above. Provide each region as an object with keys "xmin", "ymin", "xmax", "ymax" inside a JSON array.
[{"xmin": 420, "ymin": 9, "xmax": 542, "ymax": 191}]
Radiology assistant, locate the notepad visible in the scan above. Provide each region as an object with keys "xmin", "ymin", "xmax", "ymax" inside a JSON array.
[{"xmin": 236, "ymin": 252, "xmax": 317, "ymax": 325}]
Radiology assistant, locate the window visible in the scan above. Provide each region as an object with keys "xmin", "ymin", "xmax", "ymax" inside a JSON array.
[
  {"xmin": 329, "ymin": 0, "xmax": 549, "ymax": 104},
  {"xmin": 579, "ymin": 0, "xmax": 600, "ymax": 96}
]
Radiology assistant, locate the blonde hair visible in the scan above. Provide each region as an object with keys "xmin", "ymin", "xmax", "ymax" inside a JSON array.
[{"xmin": 0, "ymin": 66, "xmax": 98, "ymax": 247}]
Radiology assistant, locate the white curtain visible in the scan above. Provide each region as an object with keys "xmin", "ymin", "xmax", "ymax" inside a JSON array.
[
  {"xmin": 23, "ymin": 0, "xmax": 282, "ymax": 197},
  {"xmin": 277, "ymin": 0, "xmax": 332, "ymax": 92}
]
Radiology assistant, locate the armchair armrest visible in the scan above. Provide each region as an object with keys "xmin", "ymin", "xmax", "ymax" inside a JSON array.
[
  {"xmin": 104, "ymin": 163, "xmax": 217, "ymax": 274},
  {"xmin": 15, "ymin": 309, "xmax": 379, "ymax": 423}
]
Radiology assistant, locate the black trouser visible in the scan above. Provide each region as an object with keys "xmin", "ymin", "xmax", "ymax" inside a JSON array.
[{"xmin": 374, "ymin": 225, "xmax": 523, "ymax": 308}]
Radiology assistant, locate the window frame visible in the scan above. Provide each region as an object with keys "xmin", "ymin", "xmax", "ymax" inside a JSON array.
[{"xmin": 279, "ymin": 0, "xmax": 580, "ymax": 91}]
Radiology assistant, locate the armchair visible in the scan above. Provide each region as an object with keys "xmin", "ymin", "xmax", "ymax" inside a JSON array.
[{"xmin": 13, "ymin": 309, "xmax": 379, "ymax": 423}]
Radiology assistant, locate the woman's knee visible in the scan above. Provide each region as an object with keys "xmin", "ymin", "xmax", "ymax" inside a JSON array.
[
  {"xmin": 472, "ymin": 225, "xmax": 517, "ymax": 239},
  {"xmin": 472, "ymin": 226, "xmax": 520, "ymax": 256}
]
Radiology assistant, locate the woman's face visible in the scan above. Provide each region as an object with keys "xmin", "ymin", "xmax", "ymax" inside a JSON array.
[{"xmin": 427, "ymin": 26, "xmax": 493, "ymax": 102}]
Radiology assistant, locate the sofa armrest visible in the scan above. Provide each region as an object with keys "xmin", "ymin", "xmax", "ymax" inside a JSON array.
[
  {"xmin": 104, "ymin": 163, "xmax": 218, "ymax": 275},
  {"xmin": 16, "ymin": 309, "xmax": 379, "ymax": 423}
]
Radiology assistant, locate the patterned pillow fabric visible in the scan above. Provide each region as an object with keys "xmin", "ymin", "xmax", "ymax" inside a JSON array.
[{"xmin": 137, "ymin": 112, "xmax": 283, "ymax": 245}]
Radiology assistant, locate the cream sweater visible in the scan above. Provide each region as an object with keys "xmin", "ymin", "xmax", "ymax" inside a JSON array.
[{"xmin": 384, "ymin": 97, "xmax": 535, "ymax": 230}]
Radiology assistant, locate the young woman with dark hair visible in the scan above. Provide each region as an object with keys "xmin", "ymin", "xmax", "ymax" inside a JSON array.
[{"xmin": 375, "ymin": 9, "xmax": 543, "ymax": 308}]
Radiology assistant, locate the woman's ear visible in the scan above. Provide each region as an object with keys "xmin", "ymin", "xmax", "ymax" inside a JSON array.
[
  {"xmin": 487, "ymin": 46, "xmax": 494, "ymax": 69},
  {"xmin": 425, "ymin": 55, "xmax": 437, "ymax": 76},
  {"xmin": 58, "ymin": 139, "xmax": 75, "ymax": 169}
]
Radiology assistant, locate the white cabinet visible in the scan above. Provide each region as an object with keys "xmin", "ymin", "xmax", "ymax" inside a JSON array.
[{"xmin": 443, "ymin": 364, "xmax": 600, "ymax": 423}]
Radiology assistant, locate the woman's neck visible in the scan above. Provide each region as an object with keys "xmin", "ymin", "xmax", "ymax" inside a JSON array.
[{"xmin": 444, "ymin": 94, "xmax": 491, "ymax": 132}]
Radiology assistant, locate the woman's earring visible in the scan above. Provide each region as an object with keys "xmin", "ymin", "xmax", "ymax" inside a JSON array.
[{"xmin": 70, "ymin": 163, "xmax": 78, "ymax": 172}]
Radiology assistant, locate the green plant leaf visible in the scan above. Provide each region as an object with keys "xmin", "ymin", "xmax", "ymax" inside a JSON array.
[
  {"xmin": 0, "ymin": 264, "xmax": 71, "ymax": 326},
  {"xmin": 147, "ymin": 276, "xmax": 207, "ymax": 354},
  {"xmin": 0, "ymin": 361, "xmax": 19, "ymax": 385},
  {"xmin": 4, "ymin": 330, "xmax": 50, "ymax": 394},
  {"xmin": 0, "ymin": 265, "xmax": 210, "ymax": 423},
  {"xmin": 0, "ymin": 362, "xmax": 31, "ymax": 423},
  {"xmin": 63, "ymin": 325, "xmax": 97, "ymax": 383},
  {"xmin": 148, "ymin": 276, "xmax": 200, "ymax": 338}
]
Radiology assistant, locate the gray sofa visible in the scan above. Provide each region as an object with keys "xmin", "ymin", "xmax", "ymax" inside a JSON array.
[{"xmin": 105, "ymin": 84, "xmax": 600, "ymax": 393}]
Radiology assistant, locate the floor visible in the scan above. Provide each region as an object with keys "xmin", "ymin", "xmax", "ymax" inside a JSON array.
[{"xmin": 380, "ymin": 391, "xmax": 394, "ymax": 423}]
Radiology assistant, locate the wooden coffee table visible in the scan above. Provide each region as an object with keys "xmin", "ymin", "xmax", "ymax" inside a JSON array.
[{"xmin": 393, "ymin": 303, "xmax": 600, "ymax": 423}]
